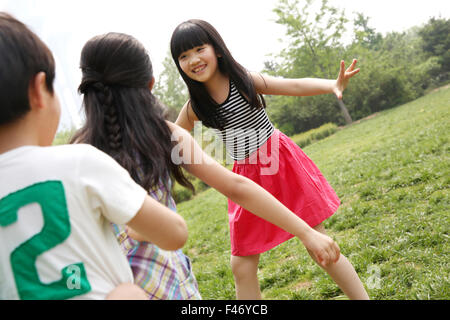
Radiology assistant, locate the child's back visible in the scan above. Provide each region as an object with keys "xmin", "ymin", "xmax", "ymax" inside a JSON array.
[
  {"xmin": 0, "ymin": 13, "xmax": 188, "ymax": 300},
  {"xmin": 0, "ymin": 143, "xmax": 148, "ymax": 299}
]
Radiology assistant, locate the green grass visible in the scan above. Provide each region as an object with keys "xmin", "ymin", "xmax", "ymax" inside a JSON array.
[{"xmin": 177, "ymin": 87, "xmax": 450, "ymax": 300}]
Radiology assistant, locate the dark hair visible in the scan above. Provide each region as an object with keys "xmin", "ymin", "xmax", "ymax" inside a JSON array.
[
  {"xmin": 71, "ymin": 32, "xmax": 193, "ymax": 193},
  {"xmin": 0, "ymin": 12, "xmax": 55, "ymax": 125},
  {"xmin": 170, "ymin": 19, "xmax": 265, "ymax": 130}
]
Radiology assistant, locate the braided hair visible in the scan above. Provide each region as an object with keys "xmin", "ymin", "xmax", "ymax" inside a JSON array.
[{"xmin": 72, "ymin": 32, "xmax": 193, "ymax": 193}]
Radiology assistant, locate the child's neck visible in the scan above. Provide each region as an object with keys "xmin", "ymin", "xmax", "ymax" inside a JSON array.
[
  {"xmin": 204, "ymin": 72, "xmax": 230, "ymax": 104},
  {"xmin": 0, "ymin": 119, "xmax": 41, "ymax": 154}
]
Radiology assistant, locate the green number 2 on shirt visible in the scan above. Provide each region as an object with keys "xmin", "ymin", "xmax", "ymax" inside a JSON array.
[{"xmin": 0, "ymin": 181, "xmax": 91, "ymax": 299}]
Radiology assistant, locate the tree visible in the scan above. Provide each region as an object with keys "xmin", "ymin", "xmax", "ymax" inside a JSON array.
[
  {"xmin": 353, "ymin": 13, "xmax": 382, "ymax": 50},
  {"xmin": 153, "ymin": 50, "xmax": 189, "ymax": 121},
  {"xmin": 264, "ymin": 0, "xmax": 441, "ymax": 135},
  {"xmin": 418, "ymin": 17, "xmax": 450, "ymax": 82},
  {"xmin": 267, "ymin": 0, "xmax": 352, "ymax": 132},
  {"xmin": 273, "ymin": 0, "xmax": 348, "ymax": 78}
]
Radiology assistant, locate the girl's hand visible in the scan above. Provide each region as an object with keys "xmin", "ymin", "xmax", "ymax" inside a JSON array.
[
  {"xmin": 301, "ymin": 228, "xmax": 341, "ymax": 268},
  {"xmin": 333, "ymin": 59, "xmax": 359, "ymax": 100}
]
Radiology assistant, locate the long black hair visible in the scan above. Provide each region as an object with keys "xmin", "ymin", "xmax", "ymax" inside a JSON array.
[
  {"xmin": 71, "ymin": 32, "xmax": 193, "ymax": 193},
  {"xmin": 170, "ymin": 19, "xmax": 265, "ymax": 130}
]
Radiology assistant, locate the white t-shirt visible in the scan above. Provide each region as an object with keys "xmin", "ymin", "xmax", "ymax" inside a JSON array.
[{"xmin": 0, "ymin": 144, "xmax": 147, "ymax": 299}]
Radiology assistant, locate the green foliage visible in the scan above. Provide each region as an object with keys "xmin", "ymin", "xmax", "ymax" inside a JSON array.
[
  {"xmin": 153, "ymin": 50, "xmax": 188, "ymax": 121},
  {"xmin": 265, "ymin": 0, "xmax": 448, "ymax": 136},
  {"xmin": 352, "ymin": 13, "xmax": 382, "ymax": 50},
  {"xmin": 172, "ymin": 170, "xmax": 211, "ymax": 204},
  {"xmin": 344, "ymin": 29, "xmax": 442, "ymax": 120},
  {"xmin": 291, "ymin": 122, "xmax": 338, "ymax": 148},
  {"xmin": 52, "ymin": 129, "xmax": 76, "ymax": 146},
  {"xmin": 266, "ymin": 93, "xmax": 341, "ymax": 135},
  {"xmin": 267, "ymin": 0, "xmax": 352, "ymax": 132},
  {"xmin": 273, "ymin": 0, "xmax": 347, "ymax": 79},
  {"xmin": 178, "ymin": 87, "xmax": 450, "ymax": 300},
  {"xmin": 417, "ymin": 17, "xmax": 450, "ymax": 81}
]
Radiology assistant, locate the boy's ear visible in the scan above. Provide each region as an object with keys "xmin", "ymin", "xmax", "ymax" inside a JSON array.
[
  {"xmin": 28, "ymin": 72, "xmax": 48, "ymax": 110},
  {"xmin": 148, "ymin": 77, "xmax": 155, "ymax": 92}
]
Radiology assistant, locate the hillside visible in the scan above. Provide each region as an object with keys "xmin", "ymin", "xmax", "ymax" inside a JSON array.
[{"xmin": 177, "ymin": 87, "xmax": 450, "ymax": 300}]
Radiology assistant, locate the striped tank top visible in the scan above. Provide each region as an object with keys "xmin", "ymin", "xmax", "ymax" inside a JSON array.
[{"xmin": 213, "ymin": 81, "xmax": 274, "ymax": 161}]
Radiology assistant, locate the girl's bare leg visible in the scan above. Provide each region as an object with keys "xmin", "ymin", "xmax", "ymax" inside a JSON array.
[
  {"xmin": 230, "ymin": 254, "xmax": 262, "ymax": 300},
  {"xmin": 308, "ymin": 223, "xmax": 370, "ymax": 300}
]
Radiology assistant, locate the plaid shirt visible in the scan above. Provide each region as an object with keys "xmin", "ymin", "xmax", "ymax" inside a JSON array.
[{"xmin": 112, "ymin": 179, "xmax": 201, "ymax": 300}]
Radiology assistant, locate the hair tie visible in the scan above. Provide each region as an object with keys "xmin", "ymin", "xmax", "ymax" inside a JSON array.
[
  {"xmin": 79, "ymin": 80, "xmax": 109, "ymax": 95},
  {"xmin": 91, "ymin": 81, "xmax": 106, "ymax": 93},
  {"xmin": 79, "ymin": 66, "xmax": 107, "ymax": 94}
]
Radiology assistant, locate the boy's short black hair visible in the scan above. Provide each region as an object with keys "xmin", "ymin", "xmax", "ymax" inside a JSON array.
[{"xmin": 0, "ymin": 12, "xmax": 55, "ymax": 125}]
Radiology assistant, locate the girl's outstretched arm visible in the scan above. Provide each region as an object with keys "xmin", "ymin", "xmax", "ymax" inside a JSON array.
[
  {"xmin": 168, "ymin": 122, "xmax": 340, "ymax": 267},
  {"xmin": 251, "ymin": 59, "xmax": 359, "ymax": 100}
]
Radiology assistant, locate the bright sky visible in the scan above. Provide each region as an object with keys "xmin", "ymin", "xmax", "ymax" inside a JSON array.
[{"xmin": 1, "ymin": 0, "xmax": 449, "ymax": 130}]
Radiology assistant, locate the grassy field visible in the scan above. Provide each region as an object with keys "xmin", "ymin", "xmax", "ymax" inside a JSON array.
[{"xmin": 177, "ymin": 87, "xmax": 450, "ymax": 300}]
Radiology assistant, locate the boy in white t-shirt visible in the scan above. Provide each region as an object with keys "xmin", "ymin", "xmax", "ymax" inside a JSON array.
[{"xmin": 0, "ymin": 12, "xmax": 188, "ymax": 300}]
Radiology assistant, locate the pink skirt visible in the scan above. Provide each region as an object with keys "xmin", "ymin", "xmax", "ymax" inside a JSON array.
[{"xmin": 228, "ymin": 129, "xmax": 340, "ymax": 256}]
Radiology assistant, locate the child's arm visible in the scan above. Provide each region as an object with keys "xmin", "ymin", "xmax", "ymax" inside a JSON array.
[
  {"xmin": 175, "ymin": 100, "xmax": 199, "ymax": 132},
  {"xmin": 126, "ymin": 195, "xmax": 188, "ymax": 251},
  {"xmin": 79, "ymin": 144, "xmax": 188, "ymax": 251},
  {"xmin": 168, "ymin": 122, "xmax": 340, "ymax": 267},
  {"xmin": 251, "ymin": 59, "xmax": 359, "ymax": 100}
]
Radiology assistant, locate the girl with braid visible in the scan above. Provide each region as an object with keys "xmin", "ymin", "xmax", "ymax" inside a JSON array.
[
  {"xmin": 72, "ymin": 32, "xmax": 341, "ymax": 300},
  {"xmin": 0, "ymin": 13, "xmax": 186, "ymax": 300}
]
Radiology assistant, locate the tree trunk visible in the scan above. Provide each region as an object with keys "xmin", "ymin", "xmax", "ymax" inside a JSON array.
[{"xmin": 337, "ymin": 98, "xmax": 352, "ymax": 125}]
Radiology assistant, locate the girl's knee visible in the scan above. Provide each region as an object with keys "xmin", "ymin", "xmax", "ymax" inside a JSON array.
[{"xmin": 230, "ymin": 255, "xmax": 260, "ymax": 280}]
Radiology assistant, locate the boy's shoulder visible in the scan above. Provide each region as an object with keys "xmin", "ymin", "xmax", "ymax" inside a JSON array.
[
  {"xmin": 10, "ymin": 144, "xmax": 115, "ymax": 172},
  {"xmin": 49, "ymin": 143, "xmax": 108, "ymax": 155},
  {"xmin": 50, "ymin": 143, "xmax": 99, "ymax": 154},
  {"xmin": 0, "ymin": 143, "xmax": 99, "ymax": 163},
  {"xmin": 1, "ymin": 143, "xmax": 123, "ymax": 180},
  {"xmin": 38, "ymin": 143, "xmax": 102, "ymax": 161},
  {"xmin": 48, "ymin": 144, "xmax": 117, "ymax": 167}
]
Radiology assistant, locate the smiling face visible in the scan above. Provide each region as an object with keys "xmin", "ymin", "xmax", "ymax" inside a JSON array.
[{"xmin": 177, "ymin": 44, "xmax": 220, "ymax": 83}]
